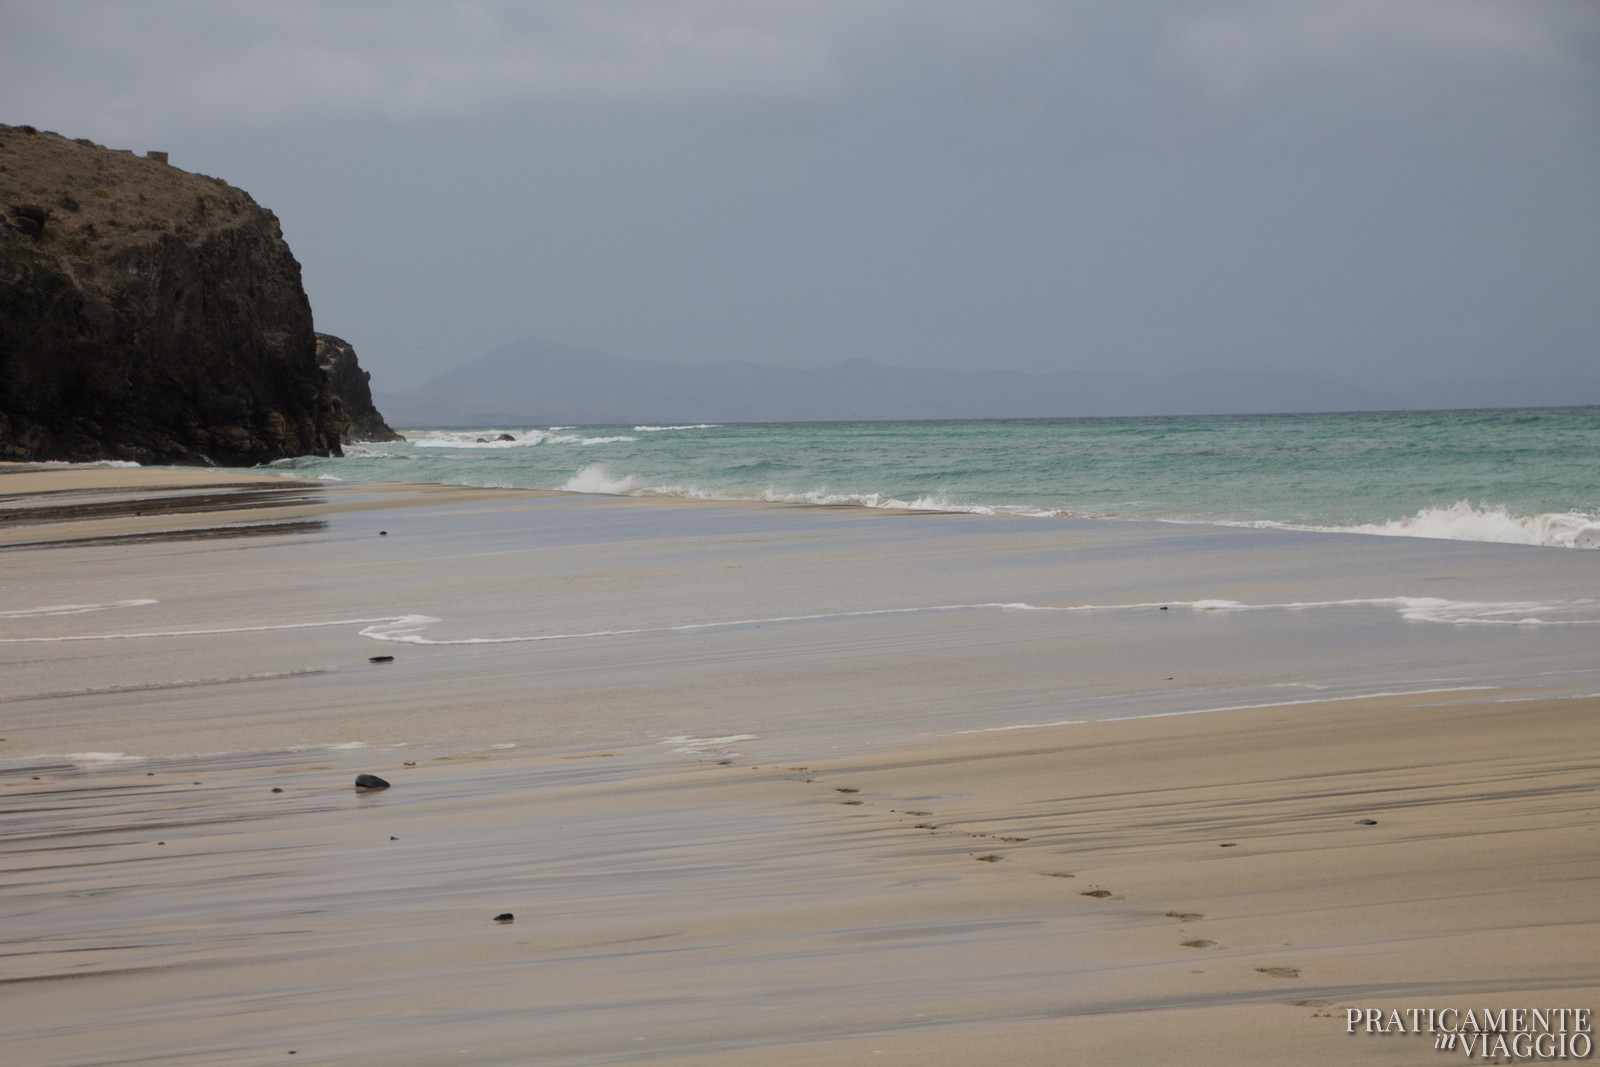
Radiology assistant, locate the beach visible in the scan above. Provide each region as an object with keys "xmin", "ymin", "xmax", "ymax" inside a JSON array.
[{"xmin": 2, "ymin": 465, "xmax": 1597, "ymax": 1065}]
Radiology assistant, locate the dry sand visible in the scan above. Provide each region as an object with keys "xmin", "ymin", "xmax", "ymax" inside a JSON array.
[{"xmin": 2, "ymin": 466, "xmax": 1596, "ymax": 1065}]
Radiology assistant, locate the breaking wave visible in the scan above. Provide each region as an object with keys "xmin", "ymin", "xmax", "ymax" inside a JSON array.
[
  {"xmin": 1339, "ymin": 502, "xmax": 1600, "ymax": 549},
  {"xmin": 548, "ymin": 469, "xmax": 1598, "ymax": 549},
  {"xmin": 407, "ymin": 429, "xmax": 635, "ymax": 448}
]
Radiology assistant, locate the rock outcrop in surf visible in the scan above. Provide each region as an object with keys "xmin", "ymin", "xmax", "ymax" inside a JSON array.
[
  {"xmin": 317, "ymin": 333, "xmax": 403, "ymax": 442},
  {"xmin": 0, "ymin": 123, "xmax": 344, "ymax": 465}
]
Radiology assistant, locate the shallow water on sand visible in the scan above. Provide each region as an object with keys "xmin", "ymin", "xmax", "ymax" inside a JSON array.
[{"xmin": 3, "ymin": 489, "xmax": 1596, "ymax": 768}]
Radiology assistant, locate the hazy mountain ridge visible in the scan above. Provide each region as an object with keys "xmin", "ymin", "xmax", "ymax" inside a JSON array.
[{"xmin": 375, "ymin": 337, "xmax": 1600, "ymax": 427}]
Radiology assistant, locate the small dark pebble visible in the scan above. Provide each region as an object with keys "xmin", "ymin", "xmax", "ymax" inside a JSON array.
[
  {"xmin": 835, "ymin": 787, "xmax": 859, "ymax": 793},
  {"xmin": 354, "ymin": 774, "xmax": 391, "ymax": 790},
  {"xmin": 974, "ymin": 854, "xmax": 1003, "ymax": 862},
  {"xmin": 1082, "ymin": 889, "xmax": 1113, "ymax": 898},
  {"xmin": 840, "ymin": 799, "xmax": 864, "ymax": 805},
  {"xmin": 1159, "ymin": 605, "xmax": 1168, "ymax": 610},
  {"xmin": 271, "ymin": 787, "xmax": 283, "ymax": 794},
  {"xmin": 192, "ymin": 781, "xmax": 201, "ymax": 785},
  {"xmin": 379, "ymin": 531, "xmax": 387, "ymax": 536},
  {"xmin": 157, "ymin": 841, "xmax": 165, "ymax": 846},
  {"xmin": 390, "ymin": 836, "xmax": 399, "ymax": 841},
  {"xmin": 1219, "ymin": 842, "xmax": 1237, "ymax": 847},
  {"xmin": 493, "ymin": 913, "xmax": 514, "ymax": 923},
  {"xmin": 32, "ymin": 776, "xmax": 40, "ymax": 780},
  {"xmin": 1356, "ymin": 819, "xmax": 1378, "ymax": 825},
  {"xmin": 369, "ymin": 655, "xmax": 394, "ymax": 663}
]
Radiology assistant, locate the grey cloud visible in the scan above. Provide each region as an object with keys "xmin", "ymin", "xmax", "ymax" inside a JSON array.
[
  {"xmin": 1166, "ymin": 0, "xmax": 1599, "ymax": 97},
  {"xmin": 1, "ymin": 0, "xmax": 1041, "ymax": 136}
]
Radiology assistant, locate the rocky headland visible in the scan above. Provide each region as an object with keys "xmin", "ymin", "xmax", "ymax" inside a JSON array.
[
  {"xmin": 0, "ymin": 123, "xmax": 355, "ymax": 465},
  {"xmin": 317, "ymin": 333, "xmax": 402, "ymax": 442}
]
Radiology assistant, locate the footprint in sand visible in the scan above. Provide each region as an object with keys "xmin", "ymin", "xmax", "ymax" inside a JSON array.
[
  {"xmin": 1256, "ymin": 966, "xmax": 1301, "ymax": 979},
  {"xmin": 1181, "ymin": 939, "xmax": 1217, "ymax": 948},
  {"xmin": 1166, "ymin": 911, "xmax": 1204, "ymax": 921}
]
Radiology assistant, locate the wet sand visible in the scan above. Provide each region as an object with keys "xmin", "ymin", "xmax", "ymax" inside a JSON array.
[{"xmin": 2, "ymin": 466, "xmax": 1596, "ymax": 1065}]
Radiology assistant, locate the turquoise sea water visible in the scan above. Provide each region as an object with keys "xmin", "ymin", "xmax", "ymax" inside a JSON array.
[{"xmin": 271, "ymin": 408, "xmax": 1600, "ymax": 549}]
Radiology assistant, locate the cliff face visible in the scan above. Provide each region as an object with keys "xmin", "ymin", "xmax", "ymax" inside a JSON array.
[
  {"xmin": 0, "ymin": 124, "xmax": 343, "ymax": 465},
  {"xmin": 316, "ymin": 333, "xmax": 402, "ymax": 441}
]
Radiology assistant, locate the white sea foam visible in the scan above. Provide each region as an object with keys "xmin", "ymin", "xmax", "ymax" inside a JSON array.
[
  {"xmin": 0, "ymin": 613, "xmax": 422, "ymax": 643},
  {"xmin": 1240, "ymin": 502, "xmax": 1600, "ymax": 550},
  {"xmin": 0, "ymin": 599, "xmax": 159, "ymax": 620},
  {"xmin": 10, "ymin": 596, "xmax": 1594, "ymax": 653},
  {"xmin": 1137, "ymin": 686, "xmax": 1500, "ymax": 720},
  {"xmin": 357, "ymin": 604, "xmax": 1040, "ymax": 646},
  {"xmin": 409, "ymin": 429, "xmax": 636, "ymax": 449},
  {"xmin": 1158, "ymin": 596, "xmax": 1598, "ymax": 626},
  {"xmin": 660, "ymin": 733, "xmax": 758, "ymax": 754},
  {"xmin": 952, "ymin": 719, "xmax": 1086, "ymax": 734},
  {"xmin": 487, "ymin": 460, "xmax": 1600, "ymax": 548},
  {"xmin": 560, "ymin": 464, "xmax": 641, "ymax": 495},
  {"xmin": 355, "ymin": 596, "xmax": 1600, "ymax": 650},
  {"xmin": 751, "ymin": 486, "xmax": 1065, "ymax": 517},
  {"xmin": 336, "ymin": 444, "xmax": 402, "ymax": 458},
  {"xmin": 1393, "ymin": 596, "xmax": 1599, "ymax": 626},
  {"xmin": 530, "ymin": 467, "xmax": 1079, "ymax": 518},
  {"xmin": 61, "ymin": 751, "xmax": 144, "ymax": 764},
  {"xmin": 634, "ymin": 424, "xmax": 719, "ymax": 432}
]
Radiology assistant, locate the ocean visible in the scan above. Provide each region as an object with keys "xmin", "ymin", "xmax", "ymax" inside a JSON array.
[{"xmin": 271, "ymin": 407, "xmax": 1600, "ymax": 549}]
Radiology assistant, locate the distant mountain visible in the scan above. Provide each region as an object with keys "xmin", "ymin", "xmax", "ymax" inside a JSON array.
[{"xmin": 374, "ymin": 336, "xmax": 1600, "ymax": 426}]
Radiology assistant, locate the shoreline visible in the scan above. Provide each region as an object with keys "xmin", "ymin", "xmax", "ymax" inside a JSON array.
[
  {"xmin": 8, "ymin": 456, "xmax": 1600, "ymax": 551},
  {"xmin": 3, "ymin": 463, "xmax": 1596, "ymax": 1063}
]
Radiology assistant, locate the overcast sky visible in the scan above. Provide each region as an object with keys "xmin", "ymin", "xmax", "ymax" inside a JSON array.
[{"xmin": 4, "ymin": 1, "xmax": 1597, "ymax": 391}]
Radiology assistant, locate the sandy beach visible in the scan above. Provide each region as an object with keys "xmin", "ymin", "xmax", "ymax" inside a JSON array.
[{"xmin": 2, "ymin": 465, "xmax": 1596, "ymax": 1066}]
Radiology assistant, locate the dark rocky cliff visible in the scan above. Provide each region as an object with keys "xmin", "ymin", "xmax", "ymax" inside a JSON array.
[
  {"xmin": 0, "ymin": 124, "xmax": 343, "ymax": 464},
  {"xmin": 316, "ymin": 333, "xmax": 402, "ymax": 442}
]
